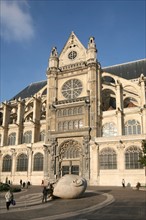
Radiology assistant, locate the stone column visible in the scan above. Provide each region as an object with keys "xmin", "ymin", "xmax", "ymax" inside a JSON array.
[
  {"xmin": 2, "ymin": 102, "xmax": 10, "ymax": 146},
  {"xmin": 140, "ymin": 74, "xmax": 145, "ymax": 106},
  {"xmin": 139, "ymin": 74, "xmax": 146, "ymax": 134},
  {"xmin": 0, "ymin": 151, "xmax": 2, "ymax": 182},
  {"xmin": 116, "ymin": 81, "xmax": 123, "ymax": 135},
  {"xmin": 142, "ymin": 108, "xmax": 146, "ymax": 134},
  {"xmin": 11, "ymin": 148, "xmax": 17, "ymax": 184},
  {"xmin": 83, "ymin": 136, "xmax": 90, "ymax": 180},
  {"xmin": 27, "ymin": 145, "xmax": 33, "ymax": 181},
  {"xmin": 84, "ymin": 100, "xmax": 90, "ymax": 128},
  {"xmin": 117, "ymin": 141, "xmax": 125, "ymax": 180},
  {"xmin": 97, "ymin": 62, "xmax": 102, "ymax": 137},
  {"xmin": 49, "ymin": 138, "xmax": 57, "ymax": 182},
  {"xmin": 17, "ymin": 99, "xmax": 24, "ymax": 145},
  {"xmin": 90, "ymin": 141, "xmax": 99, "ymax": 185},
  {"xmin": 43, "ymin": 145, "xmax": 49, "ymax": 180},
  {"xmin": 32, "ymin": 96, "xmax": 41, "ymax": 142}
]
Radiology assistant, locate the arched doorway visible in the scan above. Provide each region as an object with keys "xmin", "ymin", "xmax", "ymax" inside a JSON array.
[{"xmin": 59, "ymin": 139, "xmax": 82, "ymax": 176}]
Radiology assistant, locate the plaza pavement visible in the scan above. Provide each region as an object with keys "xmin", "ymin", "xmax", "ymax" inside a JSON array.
[{"xmin": 0, "ymin": 185, "xmax": 145, "ymax": 220}]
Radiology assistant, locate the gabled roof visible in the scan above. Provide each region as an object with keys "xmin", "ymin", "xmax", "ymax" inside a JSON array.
[
  {"xmin": 11, "ymin": 80, "xmax": 47, "ymax": 100},
  {"xmin": 59, "ymin": 32, "xmax": 87, "ymax": 67},
  {"xmin": 103, "ymin": 59, "xmax": 146, "ymax": 79}
]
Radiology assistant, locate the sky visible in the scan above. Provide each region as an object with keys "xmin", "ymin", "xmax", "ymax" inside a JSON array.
[{"xmin": 0, "ymin": 0, "xmax": 146, "ymax": 102}]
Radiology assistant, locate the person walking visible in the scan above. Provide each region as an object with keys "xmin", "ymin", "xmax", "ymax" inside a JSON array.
[
  {"xmin": 136, "ymin": 182, "xmax": 141, "ymax": 190},
  {"xmin": 5, "ymin": 189, "xmax": 13, "ymax": 210},
  {"xmin": 42, "ymin": 186, "xmax": 48, "ymax": 203},
  {"xmin": 122, "ymin": 179, "xmax": 125, "ymax": 188}
]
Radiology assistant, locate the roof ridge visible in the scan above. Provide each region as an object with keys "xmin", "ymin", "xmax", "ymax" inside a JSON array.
[{"xmin": 103, "ymin": 58, "xmax": 146, "ymax": 69}]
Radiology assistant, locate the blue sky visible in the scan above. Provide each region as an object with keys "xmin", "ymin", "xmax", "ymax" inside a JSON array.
[{"xmin": 0, "ymin": 0, "xmax": 145, "ymax": 102}]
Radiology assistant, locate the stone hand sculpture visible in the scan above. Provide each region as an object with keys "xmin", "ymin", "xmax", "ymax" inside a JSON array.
[{"xmin": 53, "ymin": 174, "xmax": 87, "ymax": 199}]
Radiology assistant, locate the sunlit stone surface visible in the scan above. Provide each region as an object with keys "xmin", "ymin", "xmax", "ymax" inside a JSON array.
[{"xmin": 53, "ymin": 174, "xmax": 87, "ymax": 199}]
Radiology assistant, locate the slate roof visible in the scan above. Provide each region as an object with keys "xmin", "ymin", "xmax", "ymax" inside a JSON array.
[
  {"xmin": 12, "ymin": 80, "xmax": 47, "ymax": 100},
  {"xmin": 11, "ymin": 59, "xmax": 146, "ymax": 100},
  {"xmin": 102, "ymin": 59, "xmax": 146, "ymax": 79}
]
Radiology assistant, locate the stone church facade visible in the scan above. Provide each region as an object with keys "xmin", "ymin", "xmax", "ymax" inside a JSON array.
[{"xmin": 0, "ymin": 32, "xmax": 146, "ymax": 186}]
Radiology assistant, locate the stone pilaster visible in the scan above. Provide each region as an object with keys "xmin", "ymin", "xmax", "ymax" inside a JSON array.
[
  {"xmin": 116, "ymin": 81, "xmax": 123, "ymax": 135},
  {"xmin": 97, "ymin": 62, "xmax": 102, "ymax": 137},
  {"xmin": 49, "ymin": 138, "xmax": 58, "ymax": 182},
  {"xmin": 11, "ymin": 148, "xmax": 17, "ymax": 183},
  {"xmin": 43, "ymin": 145, "xmax": 50, "ymax": 180},
  {"xmin": 83, "ymin": 136, "xmax": 90, "ymax": 180},
  {"xmin": 16, "ymin": 99, "xmax": 24, "ymax": 145},
  {"xmin": 27, "ymin": 145, "xmax": 33, "ymax": 181},
  {"xmin": 0, "ymin": 151, "xmax": 2, "ymax": 182},
  {"xmin": 90, "ymin": 141, "xmax": 99, "ymax": 185},
  {"xmin": 116, "ymin": 141, "xmax": 125, "ymax": 172},
  {"xmin": 2, "ymin": 102, "xmax": 10, "ymax": 145}
]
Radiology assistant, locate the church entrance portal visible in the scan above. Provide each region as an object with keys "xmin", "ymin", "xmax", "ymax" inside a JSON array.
[{"xmin": 59, "ymin": 140, "xmax": 82, "ymax": 177}]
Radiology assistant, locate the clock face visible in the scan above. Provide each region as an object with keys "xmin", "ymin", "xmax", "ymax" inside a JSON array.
[
  {"xmin": 68, "ymin": 51, "xmax": 77, "ymax": 60},
  {"xmin": 62, "ymin": 79, "xmax": 82, "ymax": 99}
]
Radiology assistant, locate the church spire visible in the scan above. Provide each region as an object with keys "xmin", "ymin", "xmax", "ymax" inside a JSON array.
[
  {"xmin": 87, "ymin": 37, "xmax": 97, "ymax": 64},
  {"xmin": 48, "ymin": 46, "xmax": 59, "ymax": 70}
]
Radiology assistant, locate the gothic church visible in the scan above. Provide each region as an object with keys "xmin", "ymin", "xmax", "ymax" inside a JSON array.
[{"xmin": 0, "ymin": 32, "xmax": 146, "ymax": 186}]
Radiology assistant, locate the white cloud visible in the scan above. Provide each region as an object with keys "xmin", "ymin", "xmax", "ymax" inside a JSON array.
[{"xmin": 0, "ymin": 0, "xmax": 35, "ymax": 42}]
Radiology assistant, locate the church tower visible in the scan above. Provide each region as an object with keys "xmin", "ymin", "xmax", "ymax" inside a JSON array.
[{"xmin": 45, "ymin": 32, "xmax": 100, "ymax": 183}]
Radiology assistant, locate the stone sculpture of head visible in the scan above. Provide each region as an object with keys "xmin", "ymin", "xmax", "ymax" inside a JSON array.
[{"xmin": 53, "ymin": 174, "xmax": 87, "ymax": 199}]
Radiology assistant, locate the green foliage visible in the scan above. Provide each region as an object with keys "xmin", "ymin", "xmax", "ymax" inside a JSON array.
[
  {"xmin": 0, "ymin": 183, "xmax": 21, "ymax": 192},
  {"xmin": 139, "ymin": 140, "xmax": 146, "ymax": 167},
  {"xmin": 0, "ymin": 183, "xmax": 10, "ymax": 191},
  {"xmin": 11, "ymin": 186, "xmax": 21, "ymax": 192}
]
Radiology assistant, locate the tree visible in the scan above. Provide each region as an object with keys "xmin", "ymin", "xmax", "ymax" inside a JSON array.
[{"xmin": 139, "ymin": 140, "xmax": 146, "ymax": 167}]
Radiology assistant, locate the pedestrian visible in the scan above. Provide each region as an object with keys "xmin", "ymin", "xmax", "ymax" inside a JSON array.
[
  {"xmin": 20, "ymin": 179, "xmax": 22, "ymax": 186},
  {"xmin": 136, "ymin": 182, "xmax": 141, "ymax": 190},
  {"xmin": 41, "ymin": 180, "xmax": 44, "ymax": 186},
  {"xmin": 42, "ymin": 186, "xmax": 48, "ymax": 203},
  {"xmin": 49, "ymin": 183, "xmax": 54, "ymax": 199},
  {"xmin": 5, "ymin": 189, "xmax": 13, "ymax": 210},
  {"xmin": 22, "ymin": 182, "xmax": 26, "ymax": 188},
  {"xmin": 122, "ymin": 179, "xmax": 125, "ymax": 187}
]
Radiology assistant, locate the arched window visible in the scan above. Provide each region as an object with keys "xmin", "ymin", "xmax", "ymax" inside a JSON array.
[
  {"xmin": 78, "ymin": 107, "xmax": 83, "ymax": 114},
  {"xmin": 63, "ymin": 109, "xmax": 68, "ymax": 116},
  {"xmin": 125, "ymin": 146, "xmax": 143, "ymax": 169},
  {"xmin": 102, "ymin": 89, "xmax": 116, "ymax": 111},
  {"xmin": 68, "ymin": 108, "xmax": 73, "ymax": 115},
  {"xmin": 24, "ymin": 113, "xmax": 33, "ymax": 122},
  {"xmin": 8, "ymin": 132, "xmax": 16, "ymax": 145},
  {"xmin": 40, "ymin": 102, "xmax": 46, "ymax": 120},
  {"xmin": 58, "ymin": 122, "xmax": 62, "ymax": 131},
  {"xmin": 60, "ymin": 140, "xmax": 81, "ymax": 159},
  {"xmin": 63, "ymin": 121, "xmax": 68, "ymax": 130},
  {"xmin": 73, "ymin": 120, "xmax": 78, "ymax": 129},
  {"xmin": 102, "ymin": 123, "xmax": 117, "ymax": 137},
  {"xmin": 33, "ymin": 153, "xmax": 43, "ymax": 171},
  {"xmin": 124, "ymin": 97, "xmax": 138, "ymax": 108},
  {"xmin": 78, "ymin": 120, "xmax": 83, "ymax": 128},
  {"xmin": 2, "ymin": 155, "xmax": 12, "ymax": 172},
  {"xmin": 73, "ymin": 107, "xmax": 78, "ymax": 115},
  {"xmin": 124, "ymin": 120, "xmax": 141, "ymax": 135},
  {"xmin": 40, "ymin": 130, "xmax": 45, "ymax": 141},
  {"xmin": 23, "ymin": 131, "xmax": 32, "ymax": 143},
  {"xmin": 99, "ymin": 147, "xmax": 117, "ymax": 169},
  {"xmin": 17, "ymin": 154, "xmax": 28, "ymax": 171},
  {"xmin": 58, "ymin": 110, "xmax": 62, "ymax": 117},
  {"xmin": 68, "ymin": 121, "xmax": 73, "ymax": 130}
]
